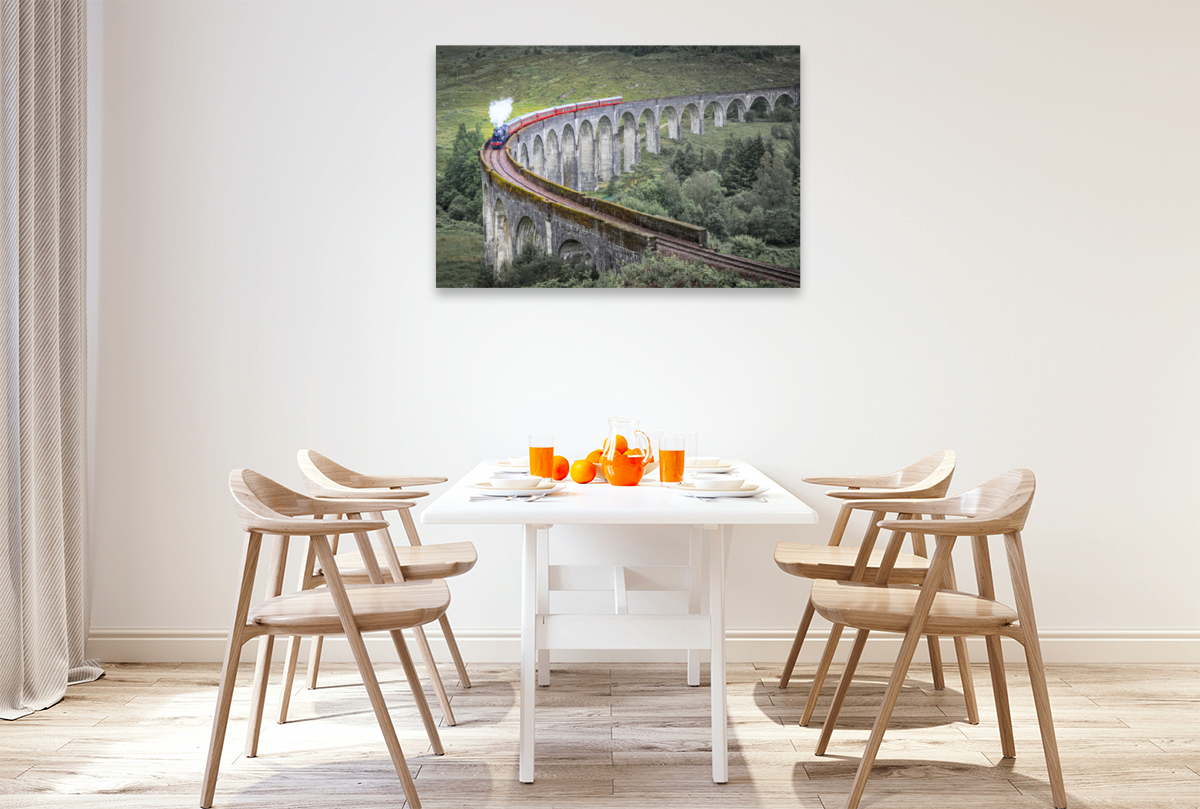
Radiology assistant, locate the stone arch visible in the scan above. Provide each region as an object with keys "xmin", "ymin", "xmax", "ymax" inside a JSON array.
[
  {"xmin": 578, "ymin": 119, "xmax": 596, "ymax": 191},
  {"xmin": 520, "ymin": 142, "xmax": 529, "ymax": 168},
  {"xmin": 772, "ymin": 92, "xmax": 796, "ymax": 121},
  {"xmin": 596, "ymin": 115, "xmax": 614, "ymax": 182},
  {"xmin": 493, "ymin": 196, "xmax": 512, "ymax": 275},
  {"xmin": 558, "ymin": 239, "xmax": 593, "ymax": 268},
  {"xmin": 726, "ymin": 99, "xmax": 746, "ymax": 123},
  {"xmin": 748, "ymin": 95, "xmax": 770, "ymax": 120},
  {"xmin": 619, "ymin": 111, "xmax": 639, "ymax": 174},
  {"xmin": 638, "ymin": 108, "xmax": 659, "ymax": 155},
  {"xmin": 515, "ymin": 215, "xmax": 540, "ymax": 258},
  {"xmin": 662, "ymin": 105, "xmax": 680, "ymax": 140},
  {"xmin": 545, "ymin": 128, "xmax": 560, "ymax": 184},
  {"xmin": 683, "ymin": 103, "xmax": 702, "ymax": 135},
  {"xmin": 561, "ymin": 123, "xmax": 577, "ymax": 189},
  {"xmin": 704, "ymin": 100, "xmax": 726, "ymax": 128},
  {"xmin": 532, "ymin": 135, "xmax": 545, "ymax": 176}
]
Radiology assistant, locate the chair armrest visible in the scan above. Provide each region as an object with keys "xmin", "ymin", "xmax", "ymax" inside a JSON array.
[
  {"xmin": 878, "ymin": 516, "xmax": 1009, "ymax": 537},
  {"xmin": 357, "ymin": 474, "xmax": 447, "ymax": 488},
  {"xmin": 839, "ymin": 496, "xmax": 956, "ymax": 514},
  {"xmin": 310, "ymin": 488, "xmax": 429, "ymax": 500},
  {"xmin": 803, "ymin": 474, "xmax": 898, "ymax": 488},
  {"xmin": 308, "ymin": 497, "xmax": 416, "ymax": 516},
  {"xmin": 828, "ymin": 486, "xmax": 939, "ymax": 501},
  {"xmin": 249, "ymin": 517, "xmax": 389, "ymax": 536}
]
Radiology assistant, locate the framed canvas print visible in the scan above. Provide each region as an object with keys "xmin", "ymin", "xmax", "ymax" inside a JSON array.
[{"xmin": 435, "ymin": 46, "xmax": 800, "ymax": 288}]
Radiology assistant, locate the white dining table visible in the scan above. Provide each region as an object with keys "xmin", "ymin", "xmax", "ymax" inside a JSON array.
[{"xmin": 420, "ymin": 459, "xmax": 818, "ymax": 784}]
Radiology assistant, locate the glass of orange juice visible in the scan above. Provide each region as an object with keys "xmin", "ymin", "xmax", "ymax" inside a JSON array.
[
  {"xmin": 658, "ymin": 432, "xmax": 686, "ymax": 483},
  {"xmin": 529, "ymin": 433, "xmax": 554, "ymax": 478}
]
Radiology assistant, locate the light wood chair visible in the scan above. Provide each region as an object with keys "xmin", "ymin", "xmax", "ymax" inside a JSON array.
[
  {"xmin": 775, "ymin": 450, "xmax": 978, "ymax": 727},
  {"xmin": 202, "ymin": 469, "xmax": 450, "ymax": 809},
  {"xmin": 274, "ymin": 450, "xmax": 475, "ymax": 728},
  {"xmin": 809, "ymin": 469, "xmax": 1066, "ymax": 809}
]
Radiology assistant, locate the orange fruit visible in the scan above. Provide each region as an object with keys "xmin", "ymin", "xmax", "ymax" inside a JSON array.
[
  {"xmin": 602, "ymin": 435, "xmax": 629, "ymax": 455},
  {"xmin": 551, "ymin": 455, "xmax": 569, "ymax": 481},
  {"xmin": 570, "ymin": 459, "xmax": 597, "ymax": 484},
  {"xmin": 627, "ymin": 448, "xmax": 644, "ymax": 456},
  {"xmin": 586, "ymin": 448, "xmax": 603, "ymax": 464}
]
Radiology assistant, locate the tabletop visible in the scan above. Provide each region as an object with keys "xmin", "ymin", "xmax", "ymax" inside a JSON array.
[{"xmin": 420, "ymin": 459, "xmax": 818, "ymax": 526}]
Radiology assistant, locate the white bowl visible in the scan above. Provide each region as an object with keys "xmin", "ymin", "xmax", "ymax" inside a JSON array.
[
  {"xmin": 691, "ymin": 476, "xmax": 745, "ymax": 491},
  {"xmin": 498, "ymin": 476, "xmax": 543, "ymax": 489}
]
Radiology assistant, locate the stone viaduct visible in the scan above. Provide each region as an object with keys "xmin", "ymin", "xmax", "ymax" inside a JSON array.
[{"xmin": 481, "ymin": 85, "xmax": 799, "ymax": 275}]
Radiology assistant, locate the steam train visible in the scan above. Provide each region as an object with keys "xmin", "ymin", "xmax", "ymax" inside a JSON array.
[{"xmin": 487, "ymin": 96, "xmax": 623, "ymax": 149}]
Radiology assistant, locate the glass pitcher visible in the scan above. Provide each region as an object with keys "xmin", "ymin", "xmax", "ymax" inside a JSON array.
[{"xmin": 602, "ymin": 416, "xmax": 655, "ymax": 486}]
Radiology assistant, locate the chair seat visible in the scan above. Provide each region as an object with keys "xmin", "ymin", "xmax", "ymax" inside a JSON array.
[
  {"xmin": 774, "ymin": 542, "xmax": 931, "ymax": 585},
  {"xmin": 810, "ymin": 579, "xmax": 1018, "ymax": 636},
  {"xmin": 318, "ymin": 541, "xmax": 477, "ymax": 583},
  {"xmin": 249, "ymin": 580, "xmax": 451, "ymax": 635}
]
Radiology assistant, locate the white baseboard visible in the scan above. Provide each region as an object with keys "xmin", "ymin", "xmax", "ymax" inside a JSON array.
[{"xmin": 88, "ymin": 626, "xmax": 1200, "ymax": 665}]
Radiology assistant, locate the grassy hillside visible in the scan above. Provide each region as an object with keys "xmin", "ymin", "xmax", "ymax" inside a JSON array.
[{"xmin": 435, "ymin": 46, "xmax": 800, "ymax": 172}]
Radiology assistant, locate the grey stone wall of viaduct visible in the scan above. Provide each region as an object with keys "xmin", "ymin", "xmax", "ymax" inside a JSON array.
[{"xmin": 482, "ymin": 85, "xmax": 798, "ymax": 275}]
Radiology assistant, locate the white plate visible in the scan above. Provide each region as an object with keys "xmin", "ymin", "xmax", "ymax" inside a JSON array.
[
  {"xmin": 686, "ymin": 459, "xmax": 733, "ymax": 471},
  {"xmin": 688, "ymin": 465, "xmax": 737, "ymax": 475},
  {"xmin": 472, "ymin": 480, "xmax": 563, "ymax": 496},
  {"xmin": 673, "ymin": 482, "xmax": 768, "ymax": 498},
  {"xmin": 495, "ymin": 460, "xmax": 529, "ymax": 471}
]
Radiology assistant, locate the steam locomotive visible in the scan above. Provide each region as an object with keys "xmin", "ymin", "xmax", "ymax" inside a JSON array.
[{"xmin": 487, "ymin": 96, "xmax": 623, "ymax": 150}]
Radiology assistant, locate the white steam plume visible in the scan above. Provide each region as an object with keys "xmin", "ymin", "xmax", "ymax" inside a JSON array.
[{"xmin": 489, "ymin": 98, "xmax": 514, "ymax": 126}]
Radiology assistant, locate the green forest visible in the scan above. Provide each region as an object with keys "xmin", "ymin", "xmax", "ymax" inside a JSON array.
[{"xmin": 434, "ymin": 46, "xmax": 800, "ymax": 288}]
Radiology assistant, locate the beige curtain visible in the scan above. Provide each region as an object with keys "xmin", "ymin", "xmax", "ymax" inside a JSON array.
[{"xmin": 0, "ymin": 0, "xmax": 98, "ymax": 721}]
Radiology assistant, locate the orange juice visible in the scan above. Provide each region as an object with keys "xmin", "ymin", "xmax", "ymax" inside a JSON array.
[
  {"xmin": 659, "ymin": 449, "xmax": 685, "ymax": 483},
  {"xmin": 529, "ymin": 445, "xmax": 554, "ymax": 478}
]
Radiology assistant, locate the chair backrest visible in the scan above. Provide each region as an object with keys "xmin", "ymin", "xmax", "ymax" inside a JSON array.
[
  {"xmin": 875, "ymin": 469, "xmax": 1036, "ymax": 537},
  {"xmin": 228, "ymin": 469, "xmax": 392, "ymax": 535},
  {"xmin": 828, "ymin": 450, "xmax": 957, "ymax": 502},
  {"xmin": 298, "ymin": 450, "xmax": 374, "ymax": 492}
]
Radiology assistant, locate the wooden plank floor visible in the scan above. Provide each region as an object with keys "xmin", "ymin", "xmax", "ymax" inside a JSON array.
[{"xmin": 1, "ymin": 660, "xmax": 1197, "ymax": 808}]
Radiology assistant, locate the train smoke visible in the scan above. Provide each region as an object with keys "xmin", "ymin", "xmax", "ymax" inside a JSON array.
[{"xmin": 489, "ymin": 98, "xmax": 513, "ymax": 126}]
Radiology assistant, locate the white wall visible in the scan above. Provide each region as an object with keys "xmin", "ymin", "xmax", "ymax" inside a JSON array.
[{"xmin": 87, "ymin": 0, "xmax": 1200, "ymax": 664}]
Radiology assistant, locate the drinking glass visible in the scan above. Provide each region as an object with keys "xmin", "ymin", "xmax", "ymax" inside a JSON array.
[
  {"xmin": 658, "ymin": 432, "xmax": 686, "ymax": 483},
  {"xmin": 528, "ymin": 433, "xmax": 554, "ymax": 478}
]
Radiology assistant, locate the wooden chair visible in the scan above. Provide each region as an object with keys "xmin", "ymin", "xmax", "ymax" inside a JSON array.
[
  {"xmin": 274, "ymin": 450, "xmax": 475, "ymax": 728},
  {"xmin": 775, "ymin": 450, "xmax": 978, "ymax": 727},
  {"xmin": 202, "ymin": 469, "xmax": 450, "ymax": 809},
  {"xmin": 809, "ymin": 469, "xmax": 1066, "ymax": 809}
]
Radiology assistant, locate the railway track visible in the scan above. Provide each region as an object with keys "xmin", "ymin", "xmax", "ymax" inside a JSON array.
[{"xmin": 481, "ymin": 147, "xmax": 800, "ymax": 287}]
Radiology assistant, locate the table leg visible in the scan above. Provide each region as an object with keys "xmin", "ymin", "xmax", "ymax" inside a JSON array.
[
  {"xmin": 537, "ymin": 526, "xmax": 550, "ymax": 687},
  {"xmin": 520, "ymin": 524, "xmax": 539, "ymax": 783},
  {"xmin": 709, "ymin": 525, "xmax": 730, "ymax": 784},
  {"xmin": 688, "ymin": 527, "xmax": 703, "ymax": 686}
]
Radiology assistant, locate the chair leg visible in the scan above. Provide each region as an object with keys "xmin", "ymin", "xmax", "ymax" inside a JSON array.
[
  {"xmin": 412, "ymin": 623, "xmax": 457, "ymax": 726},
  {"xmin": 201, "ymin": 534, "xmax": 262, "ymax": 809},
  {"xmin": 801, "ymin": 622, "xmax": 843, "ymax": 726},
  {"xmin": 815, "ymin": 628, "xmax": 869, "ymax": 755},
  {"xmin": 277, "ymin": 634, "xmax": 303, "ymax": 723},
  {"xmin": 985, "ymin": 634, "xmax": 1015, "ymax": 756},
  {"xmin": 305, "ymin": 635, "xmax": 324, "ymax": 688},
  {"xmin": 245, "ymin": 535, "xmax": 288, "ymax": 756},
  {"xmin": 1006, "ymin": 532, "xmax": 1067, "ymax": 808},
  {"xmin": 778, "ymin": 597, "xmax": 816, "ymax": 688},
  {"xmin": 439, "ymin": 613, "xmax": 472, "ymax": 688},
  {"xmin": 311, "ymin": 536, "xmax": 424, "ymax": 808},
  {"xmin": 200, "ymin": 632, "xmax": 248, "ymax": 808},
  {"xmin": 925, "ymin": 634, "xmax": 946, "ymax": 689},
  {"xmin": 842, "ymin": 625, "xmax": 925, "ymax": 809},
  {"xmin": 389, "ymin": 628, "xmax": 445, "ymax": 756},
  {"xmin": 953, "ymin": 635, "xmax": 979, "ymax": 724},
  {"xmin": 244, "ymin": 635, "xmax": 275, "ymax": 757}
]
